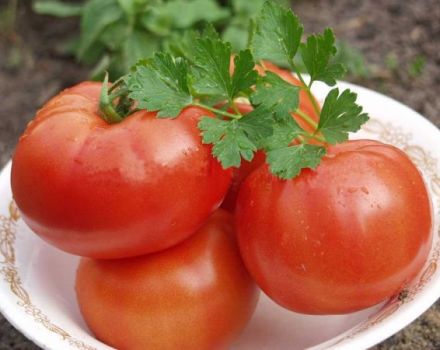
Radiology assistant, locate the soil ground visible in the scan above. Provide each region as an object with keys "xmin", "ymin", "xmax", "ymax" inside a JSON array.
[{"xmin": 0, "ymin": 0, "xmax": 439, "ymax": 349}]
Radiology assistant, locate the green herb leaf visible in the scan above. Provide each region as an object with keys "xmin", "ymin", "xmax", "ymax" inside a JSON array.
[
  {"xmin": 251, "ymin": 1, "xmax": 303, "ymax": 67},
  {"xmin": 238, "ymin": 106, "xmax": 274, "ymax": 147},
  {"xmin": 192, "ymin": 36, "xmax": 257, "ymax": 101},
  {"xmin": 263, "ymin": 117, "xmax": 302, "ymax": 150},
  {"xmin": 317, "ymin": 88, "xmax": 369, "ymax": 144},
  {"xmin": 199, "ymin": 118, "xmax": 257, "ymax": 168},
  {"xmin": 267, "ymin": 144, "xmax": 326, "ymax": 179},
  {"xmin": 232, "ymin": 49, "xmax": 259, "ymax": 97},
  {"xmin": 126, "ymin": 52, "xmax": 192, "ymax": 118},
  {"xmin": 198, "ymin": 106, "xmax": 273, "ymax": 167},
  {"xmin": 251, "ymin": 72, "xmax": 300, "ymax": 119},
  {"xmin": 300, "ymin": 28, "xmax": 346, "ymax": 86},
  {"xmin": 33, "ymin": 1, "xmax": 83, "ymax": 17},
  {"xmin": 192, "ymin": 36, "xmax": 232, "ymax": 98}
]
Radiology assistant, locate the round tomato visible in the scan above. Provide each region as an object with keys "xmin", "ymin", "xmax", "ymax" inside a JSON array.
[
  {"xmin": 222, "ymin": 62, "xmax": 321, "ymax": 212},
  {"xmin": 11, "ymin": 82, "xmax": 232, "ymax": 259},
  {"xmin": 76, "ymin": 209, "xmax": 259, "ymax": 350},
  {"xmin": 236, "ymin": 140, "xmax": 432, "ymax": 314}
]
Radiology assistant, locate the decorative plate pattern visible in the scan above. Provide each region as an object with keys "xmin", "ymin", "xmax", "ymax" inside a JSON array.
[{"xmin": 1, "ymin": 203, "xmax": 96, "ymax": 350}]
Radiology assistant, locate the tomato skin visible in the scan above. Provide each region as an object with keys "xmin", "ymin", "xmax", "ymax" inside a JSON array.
[
  {"xmin": 236, "ymin": 140, "xmax": 432, "ymax": 314},
  {"xmin": 11, "ymin": 82, "xmax": 232, "ymax": 259},
  {"xmin": 76, "ymin": 210, "xmax": 259, "ymax": 350}
]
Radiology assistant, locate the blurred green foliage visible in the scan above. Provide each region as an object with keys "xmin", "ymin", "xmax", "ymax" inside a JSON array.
[{"xmin": 33, "ymin": 0, "xmax": 367, "ymax": 80}]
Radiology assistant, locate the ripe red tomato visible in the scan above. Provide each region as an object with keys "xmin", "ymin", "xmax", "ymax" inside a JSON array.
[
  {"xmin": 76, "ymin": 209, "xmax": 259, "ymax": 350},
  {"xmin": 236, "ymin": 140, "xmax": 432, "ymax": 314},
  {"xmin": 11, "ymin": 82, "xmax": 232, "ymax": 259},
  {"xmin": 222, "ymin": 62, "xmax": 321, "ymax": 211}
]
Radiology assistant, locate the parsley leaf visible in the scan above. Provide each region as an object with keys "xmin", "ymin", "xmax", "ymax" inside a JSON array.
[
  {"xmin": 251, "ymin": 72, "xmax": 300, "ymax": 119},
  {"xmin": 192, "ymin": 36, "xmax": 232, "ymax": 98},
  {"xmin": 251, "ymin": 1, "xmax": 303, "ymax": 67},
  {"xmin": 316, "ymin": 88, "xmax": 369, "ymax": 144},
  {"xmin": 198, "ymin": 117, "xmax": 230, "ymax": 144},
  {"xmin": 105, "ymin": 1, "xmax": 371, "ymax": 181},
  {"xmin": 300, "ymin": 28, "xmax": 346, "ymax": 86},
  {"xmin": 232, "ymin": 49, "xmax": 259, "ymax": 97},
  {"xmin": 198, "ymin": 106, "xmax": 273, "ymax": 167},
  {"xmin": 238, "ymin": 106, "xmax": 274, "ymax": 147},
  {"xmin": 199, "ymin": 118, "xmax": 256, "ymax": 168},
  {"xmin": 263, "ymin": 117, "xmax": 302, "ymax": 150},
  {"xmin": 192, "ymin": 36, "xmax": 257, "ymax": 101},
  {"xmin": 267, "ymin": 144, "xmax": 326, "ymax": 179},
  {"xmin": 126, "ymin": 52, "xmax": 192, "ymax": 118}
]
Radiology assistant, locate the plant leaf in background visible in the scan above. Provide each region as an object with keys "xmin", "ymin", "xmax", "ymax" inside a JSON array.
[
  {"xmin": 32, "ymin": 0, "xmax": 368, "ymax": 80},
  {"xmin": 333, "ymin": 40, "xmax": 369, "ymax": 78},
  {"xmin": 77, "ymin": 0, "xmax": 123, "ymax": 60},
  {"xmin": 33, "ymin": 1, "xmax": 83, "ymax": 17}
]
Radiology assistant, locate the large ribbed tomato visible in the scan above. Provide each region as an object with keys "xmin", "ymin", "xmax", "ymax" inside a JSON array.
[
  {"xmin": 76, "ymin": 210, "xmax": 259, "ymax": 350},
  {"xmin": 236, "ymin": 140, "xmax": 432, "ymax": 314},
  {"xmin": 11, "ymin": 82, "xmax": 231, "ymax": 259}
]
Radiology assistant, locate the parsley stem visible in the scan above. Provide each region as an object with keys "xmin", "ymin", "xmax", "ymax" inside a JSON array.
[
  {"xmin": 288, "ymin": 58, "xmax": 322, "ymax": 117},
  {"xmin": 193, "ymin": 102, "xmax": 241, "ymax": 120},
  {"xmin": 230, "ymin": 100, "xmax": 243, "ymax": 116},
  {"xmin": 300, "ymin": 132, "xmax": 326, "ymax": 144},
  {"xmin": 295, "ymin": 109, "xmax": 318, "ymax": 130}
]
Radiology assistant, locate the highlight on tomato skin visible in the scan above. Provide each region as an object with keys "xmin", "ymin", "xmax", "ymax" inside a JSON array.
[
  {"xmin": 11, "ymin": 82, "xmax": 232, "ymax": 259},
  {"xmin": 75, "ymin": 209, "xmax": 259, "ymax": 350},
  {"xmin": 236, "ymin": 139, "xmax": 433, "ymax": 315}
]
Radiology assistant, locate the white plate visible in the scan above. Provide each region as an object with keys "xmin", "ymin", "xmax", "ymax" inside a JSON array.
[{"xmin": 0, "ymin": 81, "xmax": 439, "ymax": 350}]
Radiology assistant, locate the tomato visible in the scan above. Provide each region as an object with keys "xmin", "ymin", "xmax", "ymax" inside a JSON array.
[
  {"xmin": 222, "ymin": 62, "xmax": 321, "ymax": 211},
  {"xmin": 236, "ymin": 140, "xmax": 432, "ymax": 314},
  {"xmin": 222, "ymin": 151, "xmax": 266, "ymax": 211},
  {"xmin": 76, "ymin": 209, "xmax": 259, "ymax": 350},
  {"xmin": 11, "ymin": 82, "xmax": 232, "ymax": 259}
]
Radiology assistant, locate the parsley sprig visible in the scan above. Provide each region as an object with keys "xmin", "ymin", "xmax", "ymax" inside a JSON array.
[{"xmin": 99, "ymin": 1, "xmax": 369, "ymax": 180}]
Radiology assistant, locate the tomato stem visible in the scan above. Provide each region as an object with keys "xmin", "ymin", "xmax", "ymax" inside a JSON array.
[{"xmin": 99, "ymin": 73, "xmax": 124, "ymax": 124}]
